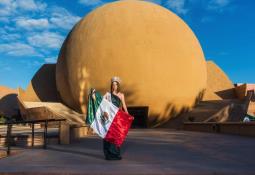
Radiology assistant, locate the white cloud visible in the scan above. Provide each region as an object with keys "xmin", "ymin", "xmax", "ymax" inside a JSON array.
[
  {"xmin": 0, "ymin": 1, "xmax": 80, "ymax": 63},
  {"xmin": 165, "ymin": 0, "xmax": 188, "ymax": 15},
  {"xmin": 3, "ymin": 25, "xmax": 16, "ymax": 32},
  {"xmin": 1, "ymin": 33, "xmax": 20, "ymax": 41},
  {"xmin": 0, "ymin": 0, "xmax": 46, "ymax": 17},
  {"xmin": 16, "ymin": 18, "xmax": 49, "ymax": 30},
  {"xmin": 49, "ymin": 7, "xmax": 81, "ymax": 30},
  {"xmin": 0, "ymin": 17, "xmax": 9, "ymax": 22},
  {"xmin": 0, "ymin": 0, "xmax": 12, "ymax": 5},
  {"xmin": 0, "ymin": 28, "xmax": 6, "ymax": 35},
  {"xmin": 0, "ymin": 0, "xmax": 16, "ymax": 16},
  {"xmin": 208, "ymin": 0, "xmax": 230, "ymax": 10},
  {"xmin": 27, "ymin": 32, "xmax": 64, "ymax": 49},
  {"xmin": 0, "ymin": 42, "xmax": 42, "ymax": 56},
  {"xmin": 44, "ymin": 57, "xmax": 57, "ymax": 63},
  {"xmin": 78, "ymin": 0, "xmax": 103, "ymax": 6},
  {"xmin": 15, "ymin": 0, "xmax": 46, "ymax": 11}
]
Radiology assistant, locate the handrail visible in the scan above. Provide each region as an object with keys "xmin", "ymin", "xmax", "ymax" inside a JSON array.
[{"xmin": 0, "ymin": 118, "xmax": 67, "ymax": 156}]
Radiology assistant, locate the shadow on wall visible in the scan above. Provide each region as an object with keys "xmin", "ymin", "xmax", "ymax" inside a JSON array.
[
  {"xmin": 31, "ymin": 64, "xmax": 62, "ymax": 102},
  {"xmin": 215, "ymin": 88, "xmax": 237, "ymax": 99},
  {"xmin": 150, "ymin": 104, "xmax": 191, "ymax": 128},
  {"xmin": 151, "ymin": 89, "xmax": 206, "ymax": 128},
  {"xmin": 194, "ymin": 89, "xmax": 206, "ymax": 105},
  {"xmin": 76, "ymin": 61, "xmax": 139, "ymax": 114},
  {"xmin": 74, "ymin": 65, "xmax": 206, "ymax": 128},
  {"xmin": 150, "ymin": 89, "xmax": 205, "ymax": 128},
  {"xmin": 0, "ymin": 93, "xmax": 19, "ymax": 118},
  {"xmin": 83, "ymin": 83, "xmax": 205, "ymax": 128}
]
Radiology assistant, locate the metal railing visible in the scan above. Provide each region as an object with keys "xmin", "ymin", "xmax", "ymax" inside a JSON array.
[{"xmin": 0, "ymin": 118, "xmax": 66, "ymax": 156}]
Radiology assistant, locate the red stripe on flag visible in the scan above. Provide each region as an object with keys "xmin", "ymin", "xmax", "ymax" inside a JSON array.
[{"xmin": 104, "ymin": 110, "xmax": 134, "ymax": 147}]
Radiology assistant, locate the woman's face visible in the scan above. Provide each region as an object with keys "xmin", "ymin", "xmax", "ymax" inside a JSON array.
[{"xmin": 111, "ymin": 81, "xmax": 118, "ymax": 92}]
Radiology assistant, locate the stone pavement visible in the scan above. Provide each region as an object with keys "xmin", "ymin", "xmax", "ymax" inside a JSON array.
[{"xmin": 0, "ymin": 129, "xmax": 255, "ymax": 175}]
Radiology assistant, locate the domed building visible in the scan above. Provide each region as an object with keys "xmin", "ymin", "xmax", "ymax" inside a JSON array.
[
  {"xmin": 56, "ymin": 0, "xmax": 207, "ymax": 127},
  {"xmin": 15, "ymin": 0, "xmax": 252, "ymax": 134}
]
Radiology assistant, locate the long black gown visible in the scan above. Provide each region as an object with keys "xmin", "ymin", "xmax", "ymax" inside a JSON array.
[{"xmin": 103, "ymin": 93, "xmax": 122, "ymax": 160}]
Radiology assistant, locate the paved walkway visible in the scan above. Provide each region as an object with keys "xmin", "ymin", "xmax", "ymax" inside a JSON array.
[{"xmin": 0, "ymin": 129, "xmax": 255, "ymax": 175}]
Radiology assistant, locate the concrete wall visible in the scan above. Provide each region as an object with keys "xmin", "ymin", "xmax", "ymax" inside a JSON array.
[
  {"xmin": 235, "ymin": 84, "xmax": 247, "ymax": 100},
  {"xmin": 18, "ymin": 64, "xmax": 61, "ymax": 103},
  {"xmin": 0, "ymin": 86, "xmax": 18, "ymax": 117},
  {"xmin": 203, "ymin": 61, "xmax": 236, "ymax": 101}
]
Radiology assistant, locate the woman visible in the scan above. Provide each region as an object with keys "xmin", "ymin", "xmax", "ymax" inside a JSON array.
[{"xmin": 102, "ymin": 76, "xmax": 129, "ymax": 160}]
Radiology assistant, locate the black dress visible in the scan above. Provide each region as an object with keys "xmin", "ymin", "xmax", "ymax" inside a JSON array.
[{"xmin": 103, "ymin": 93, "xmax": 122, "ymax": 160}]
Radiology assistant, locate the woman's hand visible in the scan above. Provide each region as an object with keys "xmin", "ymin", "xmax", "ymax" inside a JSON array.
[{"xmin": 91, "ymin": 88, "xmax": 96, "ymax": 100}]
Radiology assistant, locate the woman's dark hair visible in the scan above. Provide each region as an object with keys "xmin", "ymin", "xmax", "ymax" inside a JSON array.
[{"xmin": 111, "ymin": 81, "xmax": 120, "ymax": 93}]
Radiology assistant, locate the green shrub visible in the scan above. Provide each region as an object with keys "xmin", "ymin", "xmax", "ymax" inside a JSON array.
[{"xmin": 0, "ymin": 114, "xmax": 6, "ymax": 123}]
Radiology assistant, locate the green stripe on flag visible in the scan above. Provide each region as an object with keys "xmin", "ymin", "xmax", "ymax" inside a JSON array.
[{"xmin": 86, "ymin": 91, "xmax": 103, "ymax": 125}]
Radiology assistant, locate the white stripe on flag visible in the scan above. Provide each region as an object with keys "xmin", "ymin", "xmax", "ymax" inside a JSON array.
[{"xmin": 90, "ymin": 98, "xmax": 119, "ymax": 138}]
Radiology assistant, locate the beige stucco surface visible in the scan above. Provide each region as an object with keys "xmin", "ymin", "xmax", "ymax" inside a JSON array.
[{"xmin": 203, "ymin": 61, "xmax": 236, "ymax": 100}]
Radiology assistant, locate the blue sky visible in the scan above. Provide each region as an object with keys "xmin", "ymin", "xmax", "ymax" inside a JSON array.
[{"xmin": 0, "ymin": 0, "xmax": 254, "ymax": 89}]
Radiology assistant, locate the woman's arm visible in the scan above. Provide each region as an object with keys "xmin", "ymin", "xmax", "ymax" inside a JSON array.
[{"xmin": 121, "ymin": 93, "xmax": 129, "ymax": 114}]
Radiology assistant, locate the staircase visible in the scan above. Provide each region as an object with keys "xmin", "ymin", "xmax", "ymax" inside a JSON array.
[{"xmin": 160, "ymin": 99, "xmax": 244, "ymax": 129}]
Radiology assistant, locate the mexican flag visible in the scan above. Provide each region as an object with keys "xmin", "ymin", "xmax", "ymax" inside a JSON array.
[{"xmin": 86, "ymin": 90, "xmax": 134, "ymax": 147}]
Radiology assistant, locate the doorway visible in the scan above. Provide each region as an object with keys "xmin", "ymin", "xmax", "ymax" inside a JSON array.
[{"xmin": 127, "ymin": 106, "xmax": 148, "ymax": 128}]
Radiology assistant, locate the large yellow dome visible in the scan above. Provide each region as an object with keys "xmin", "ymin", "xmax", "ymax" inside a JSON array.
[{"xmin": 56, "ymin": 0, "xmax": 207, "ymax": 127}]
